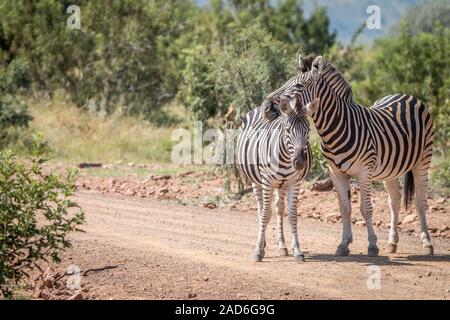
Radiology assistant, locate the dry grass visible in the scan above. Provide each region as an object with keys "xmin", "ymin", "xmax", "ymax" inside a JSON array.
[{"xmin": 13, "ymin": 95, "xmax": 179, "ymax": 163}]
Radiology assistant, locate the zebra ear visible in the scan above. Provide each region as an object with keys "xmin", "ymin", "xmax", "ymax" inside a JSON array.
[
  {"xmin": 298, "ymin": 54, "xmax": 307, "ymax": 72},
  {"xmin": 305, "ymin": 98, "xmax": 320, "ymax": 116},
  {"xmin": 262, "ymin": 98, "xmax": 280, "ymax": 121},
  {"xmin": 280, "ymin": 97, "xmax": 293, "ymax": 115},
  {"xmin": 311, "ymin": 55, "xmax": 324, "ymax": 80},
  {"xmin": 298, "ymin": 53, "xmax": 313, "ymax": 73}
]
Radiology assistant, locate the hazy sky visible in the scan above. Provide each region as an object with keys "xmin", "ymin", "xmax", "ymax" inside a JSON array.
[{"xmin": 197, "ymin": 0, "xmax": 420, "ymax": 44}]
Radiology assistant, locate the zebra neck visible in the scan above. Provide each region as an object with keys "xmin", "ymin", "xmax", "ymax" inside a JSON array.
[
  {"xmin": 311, "ymin": 97, "xmax": 357, "ymax": 146},
  {"xmin": 277, "ymin": 125, "xmax": 291, "ymax": 163}
]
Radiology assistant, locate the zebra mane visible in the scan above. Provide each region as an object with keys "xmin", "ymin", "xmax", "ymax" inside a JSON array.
[{"xmin": 320, "ymin": 60, "xmax": 354, "ymax": 103}]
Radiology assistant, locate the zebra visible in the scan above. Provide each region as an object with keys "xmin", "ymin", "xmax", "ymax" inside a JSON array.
[
  {"xmin": 263, "ymin": 54, "xmax": 434, "ymax": 257},
  {"xmin": 236, "ymin": 94, "xmax": 319, "ymax": 262}
]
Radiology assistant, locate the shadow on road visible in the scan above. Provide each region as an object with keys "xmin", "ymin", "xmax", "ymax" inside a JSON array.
[
  {"xmin": 306, "ymin": 253, "xmax": 411, "ymax": 266},
  {"xmin": 403, "ymin": 254, "xmax": 450, "ymax": 262},
  {"xmin": 305, "ymin": 252, "xmax": 450, "ymax": 265}
]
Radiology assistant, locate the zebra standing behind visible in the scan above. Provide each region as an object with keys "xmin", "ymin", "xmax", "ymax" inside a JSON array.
[
  {"xmin": 264, "ymin": 54, "xmax": 434, "ymax": 257},
  {"xmin": 236, "ymin": 94, "xmax": 319, "ymax": 262}
]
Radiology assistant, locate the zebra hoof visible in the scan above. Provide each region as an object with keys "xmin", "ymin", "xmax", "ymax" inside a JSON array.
[
  {"xmin": 335, "ymin": 244, "xmax": 350, "ymax": 256},
  {"xmin": 252, "ymin": 253, "xmax": 263, "ymax": 262},
  {"xmin": 294, "ymin": 254, "xmax": 305, "ymax": 262},
  {"xmin": 278, "ymin": 248, "xmax": 289, "ymax": 256},
  {"xmin": 386, "ymin": 243, "xmax": 397, "ymax": 253},
  {"xmin": 422, "ymin": 246, "xmax": 434, "ymax": 255},
  {"xmin": 368, "ymin": 246, "xmax": 379, "ymax": 257}
]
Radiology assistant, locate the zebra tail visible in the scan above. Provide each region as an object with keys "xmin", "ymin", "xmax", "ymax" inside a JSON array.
[{"xmin": 403, "ymin": 171, "xmax": 415, "ymax": 210}]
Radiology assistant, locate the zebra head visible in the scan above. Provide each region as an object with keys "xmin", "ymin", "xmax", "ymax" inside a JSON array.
[
  {"xmin": 263, "ymin": 54, "xmax": 325, "ymax": 120},
  {"xmin": 278, "ymin": 93, "xmax": 316, "ymax": 171}
]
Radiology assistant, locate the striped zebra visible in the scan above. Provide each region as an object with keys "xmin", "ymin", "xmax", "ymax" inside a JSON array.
[
  {"xmin": 264, "ymin": 54, "xmax": 434, "ymax": 257},
  {"xmin": 236, "ymin": 94, "xmax": 319, "ymax": 262}
]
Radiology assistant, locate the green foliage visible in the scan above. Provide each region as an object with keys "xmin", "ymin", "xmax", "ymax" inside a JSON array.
[
  {"xmin": 179, "ymin": 23, "xmax": 291, "ymax": 122},
  {"xmin": 227, "ymin": 0, "xmax": 336, "ymax": 55},
  {"xmin": 300, "ymin": 5, "xmax": 336, "ymax": 54},
  {"xmin": 0, "ymin": 134, "xmax": 84, "ymax": 298},
  {"xmin": 0, "ymin": 96, "xmax": 31, "ymax": 145},
  {"xmin": 394, "ymin": 0, "xmax": 450, "ymax": 35},
  {"xmin": 0, "ymin": 0, "xmax": 198, "ymax": 115},
  {"xmin": 179, "ymin": 45, "xmax": 218, "ymax": 120},
  {"xmin": 0, "ymin": 0, "xmax": 335, "ymax": 116},
  {"xmin": 431, "ymin": 156, "xmax": 450, "ymax": 190},
  {"xmin": 308, "ymin": 140, "xmax": 328, "ymax": 180},
  {"xmin": 0, "ymin": 58, "xmax": 32, "ymax": 146}
]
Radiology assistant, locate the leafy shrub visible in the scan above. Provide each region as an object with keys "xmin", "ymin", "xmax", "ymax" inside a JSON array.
[
  {"xmin": 0, "ymin": 135, "xmax": 84, "ymax": 298},
  {"xmin": 0, "ymin": 58, "xmax": 32, "ymax": 146},
  {"xmin": 179, "ymin": 22, "xmax": 291, "ymax": 122},
  {"xmin": 431, "ymin": 155, "xmax": 450, "ymax": 190},
  {"xmin": 0, "ymin": 59, "xmax": 31, "ymax": 95},
  {"xmin": 308, "ymin": 140, "xmax": 328, "ymax": 180},
  {"xmin": 0, "ymin": 95, "xmax": 31, "ymax": 146}
]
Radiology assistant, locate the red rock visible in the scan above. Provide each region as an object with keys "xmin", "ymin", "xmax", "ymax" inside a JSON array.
[
  {"xmin": 402, "ymin": 214, "xmax": 416, "ymax": 225},
  {"xmin": 203, "ymin": 203, "xmax": 217, "ymax": 209},
  {"xmin": 159, "ymin": 188, "xmax": 169, "ymax": 194},
  {"xmin": 68, "ymin": 292, "xmax": 83, "ymax": 300},
  {"xmin": 40, "ymin": 290, "xmax": 53, "ymax": 300}
]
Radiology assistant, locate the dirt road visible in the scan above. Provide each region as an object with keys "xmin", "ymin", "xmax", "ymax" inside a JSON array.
[{"xmin": 57, "ymin": 191, "xmax": 449, "ymax": 300}]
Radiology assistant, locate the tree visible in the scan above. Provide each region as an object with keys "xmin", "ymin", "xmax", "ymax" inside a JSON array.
[
  {"xmin": 393, "ymin": 0, "xmax": 450, "ymax": 35},
  {"xmin": 179, "ymin": 22, "xmax": 291, "ymax": 122},
  {"xmin": 0, "ymin": 58, "xmax": 32, "ymax": 146},
  {"xmin": 301, "ymin": 5, "xmax": 336, "ymax": 54}
]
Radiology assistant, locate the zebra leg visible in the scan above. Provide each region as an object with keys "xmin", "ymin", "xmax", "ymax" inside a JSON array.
[
  {"xmin": 252, "ymin": 183, "xmax": 265, "ymax": 260},
  {"xmin": 331, "ymin": 170, "xmax": 352, "ymax": 256},
  {"xmin": 358, "ymin": 172, "xmax": 379, "ymax": 257},
  {"xmin": 253, "ymin": 181, "xmax": 273, "ymax": 262},
  {"xmin": 287, "ymin": 185, "xmax": 305, "ymax": 262},
  {"xmin": 252, "ymin": 183, "xmax": 263, "ymax": 219},
  {"xmin": 275, "ymin": 188, "xmax": 288, "ymax": 256},
  {"xmin": 412, "ymin": 167, "xmax": 434, "ymax": 255},
  {"xmin": 384, "ymin": 179, "xmax": 400, "ymax": 253}
]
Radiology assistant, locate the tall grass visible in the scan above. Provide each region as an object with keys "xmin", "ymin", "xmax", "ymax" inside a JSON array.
[{"xmin": 12, "ymin": 95, "xmax": 180, "ymax": 163}]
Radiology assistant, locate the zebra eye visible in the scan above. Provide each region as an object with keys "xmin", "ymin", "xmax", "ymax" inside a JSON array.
[{"xmin": 294, "ymin": 84, "xmax": 303, "ymax": 90}]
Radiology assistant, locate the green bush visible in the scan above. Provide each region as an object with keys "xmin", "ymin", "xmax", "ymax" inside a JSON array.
[
  {"xmin": 0, "ymin": 95, "xmax": 31, "ymax": 146},
  {"xmin": 308, "ymin": 140, "xmax": 328, "ymax": 180},
  {"xmin": 0, "ymin": 57, "xmax": 32, "ymax": 146},
  {"xmin": 431, "ymin": 156, "xmax": 450, "ymax": 190},
  {"xmin": 179, "ymin": 22, "xmax": 292, "ymax": 122},
  {"xmin": 0, "ymin": 135, "xmax": 84, "ymax": 299}
]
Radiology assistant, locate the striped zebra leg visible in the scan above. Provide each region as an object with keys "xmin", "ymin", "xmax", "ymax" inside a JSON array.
[
  {"xmin": 287, "ymin": 184, "xmax": 305, "ymax": 262},
  {"xmin": 331, "ymin": 170, "xmax": 352, "ymax": 256},
  {"xmin": 358, "ymin": 171, "xmax": 379, "ymax": 257},
  {"xmin": 384, "ymin": 179, "xmax": 401, "ymax": 253},
  {"xmin": 252, "ymin": 181, "xmax": 273, "ymax": 262},
  {"xmin": 275, "ymin": 188, "xmax": 288, "ymax": 256},
  {"xmin": 252, "ymin": 183, "xmax": 263, "ymax": 220},
  {"xmin": 412, "ymin": 167, "xmax": 434, "ymax": 255}
]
